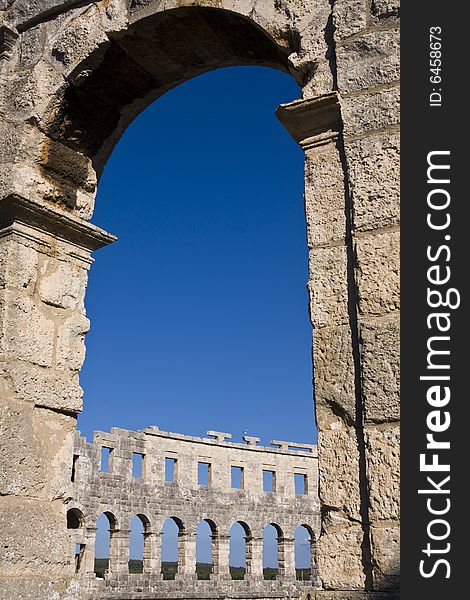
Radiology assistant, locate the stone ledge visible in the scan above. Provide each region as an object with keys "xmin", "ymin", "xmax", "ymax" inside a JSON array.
[{"xmin": 0, "ymin": 194, "xmax": 115, "ymax": 251}]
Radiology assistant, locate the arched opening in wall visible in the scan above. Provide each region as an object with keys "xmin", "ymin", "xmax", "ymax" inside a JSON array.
[
  {"xmin": 67, "ymin": 508, "xmax": 84, "ymax": 530},
  {"xmin": 66, "ymin": 508, "xmax": 85, "ymax": 573},
  {"xmin": 94, "ymin": 512, "xmax": 117, "ymax": 579},
  {"xmin": 73, "ymin": 8, "xmax": 314, "ymax": 451},
  {"xmin": 161, "ymin": 517, "xmax": 184, "ymax": 580},
  {"xmin": 295, "ymin": 524, "xmax": 316, "ymax": 581},
  {"xmin": 196, "ymin": 519, "xmax": 216, "ymax": 580},
  {"xmin": 229, "ymin": 521, "xmax": 250, "ymax": 580},
  {"xmin": 129, "ymin": 514, "xmax": 150, "ymax": 574},
  {"xmin": 263, "ymin": 523, "xmax": 281, "ymax": 580}
]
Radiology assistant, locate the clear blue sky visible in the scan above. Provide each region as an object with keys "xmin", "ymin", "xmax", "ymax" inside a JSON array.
[{"xmin": 82, "ymin": 66, "xmax": 315, "ymax": 569}]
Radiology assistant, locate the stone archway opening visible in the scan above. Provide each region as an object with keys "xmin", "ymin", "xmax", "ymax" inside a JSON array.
[
  {"xmin": 0, "ymin": 1, "xmax": 401, "ymax": 599},
  {"xmin": 229, "ymin": 521, "xmax": 251, "ymax": 580},
  {"xmin": 94, "ymin": 511, "xmax": 117, "ymax": 579},
  {"xmin": 161, "ymin": 516, "xmax": 185, "ymax": 580}
]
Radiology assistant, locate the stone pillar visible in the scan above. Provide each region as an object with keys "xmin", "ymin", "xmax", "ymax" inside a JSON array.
[
  {"xmin": 277, "ymin": 21, "xmax": 400, "ymax": 591},
  {"xmin": 212, "ymin": 534, "xmax": 230, "ymax": 580},
  {"xmin": 176, "ymin": 532, "xmax": 197, "ymax": 580},
  {"xmin": 0, "ymin": 195, "xmax": 115, "ymax": 599},
  {"xmin": 108, "ymin": 529, "xmax": 130, "ymax": 577},
  {"xmin": 277, "ymin": 93, "xmax": 368, "ymax": 591},
  {"xmin": 245, "ymin": 536, "xmax": 263, "ymax": 581},
  {"xmin": 310, "ymin": 536, "xmax": 319, "ymax": 585},
  {"xmin": 82, "ymin": 527, "xmax": 97, "ymax": 579},
  {"xmin": 279, "ymin": 537, "xmax": 296, "ymax": 581},
  {"xmin": 143, "ymin": 531, "xmax": 162, "ymax": 577}
]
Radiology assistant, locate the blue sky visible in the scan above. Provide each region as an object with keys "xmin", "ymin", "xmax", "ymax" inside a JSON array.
[{"xmin": 82, "ymin": 65, "xmax": 316, "ymax": 568}]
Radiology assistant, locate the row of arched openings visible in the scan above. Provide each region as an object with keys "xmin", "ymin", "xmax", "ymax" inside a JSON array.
[{"xmin": 68, "ymin": 509, "xmax": 316, "ymax": 581}]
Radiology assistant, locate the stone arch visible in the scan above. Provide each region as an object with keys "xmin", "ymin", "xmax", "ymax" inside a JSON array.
[
  {"xmin": 295, "ymin": 523, "xmax": 318, "ymax": 583},
  {"xmin": 32, "ymin": 5, "xmax": 306, "ymax": 220},
  {"xmin": 0, "ymin": 1, "xmax": 401, "ymax": 598},
  {"xmin": 128, "ymin": 513, "xmax": 152, "ymax": 574},
  {"xmin": 196, "ymin": 518, "xmax": 217, "ymax": 580},
  {"xmin": 262, "ymin": 522, "xmax": 284, "ymax": 579},
  {"xmin": 94, "ymin": 511, "xmax": 118, "ymax": 578},
  {"xmin": 66, "ymin": 507, "xmax": 84, "ymax": 530},
  {"xmin": 161, "ymin": 516, "xmax": 185, "ymax": 579},
  {"xmin": 229, "ymin": 520, "xmax": 252, "ymax": 580}
]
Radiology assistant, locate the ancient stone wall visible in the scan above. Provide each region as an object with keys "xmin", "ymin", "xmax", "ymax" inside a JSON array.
[
  {"xmin": 68, "ymin": 426, "xmax": 320, "ymax": 599},
  {"xmin": 0, "ymin": 2, "xmax": 400, "ymax": 599}
]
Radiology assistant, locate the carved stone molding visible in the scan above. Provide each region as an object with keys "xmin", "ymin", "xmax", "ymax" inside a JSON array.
[
  {"xmin": 0, "ymin": 194, "xmax": 116, "ymax": 251},
  {"xmin": 276, "ymin": 92, "xmax": 342, "ymax": 150}
]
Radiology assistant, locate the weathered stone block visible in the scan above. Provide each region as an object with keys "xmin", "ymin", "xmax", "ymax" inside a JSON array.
[
  {"xmin": 308, "ymin": 245, "xmax": 349, "ymax": 327},
  {"xmin": 371, "ymin": 0, "xmax": 400, "ymax": 19},
  {"xmin": 318, "ymin": 429, "xmax": 361, "ymax": 521},
  {"xmin": 304, "ymin": 144, "xmax": 346, "ymax": 246},
  {"xmin": 0, "ymin": 290, "xmax": 55, "ymax": 367},
  {"xmin": 0, "ymin": 496, "xmax": 71, "ymax": 575},
  {"xmin": 345, "ymin": 131, "xmax": 400, "ymax": 231},
  {"xmin": 364, "ymin": 425, "xmax": 399, "ymax": 521},
  {"xmin": 333, "ymin": 0, "xmax": 368, "ymax": 40},
  {"xmin": 313, "ymin": 325, "xmax": 355, "ymax": 426},
  {"xmin": 38, "ymin": 258, "xmax": 87, "ymax": 310},
  {"xmin": 318, "ymin": 524, "xmax": 366, "ymax": 590},
  {"xmin": 341, "ymin": 86, "xmax": 399, "ymax": 138},
  {"xmin": 0, "ymin": 237, "xmax": 38, "ymax": 291},
  {"xmin": 5, "ymin": 360, "xmax": 83, "ymax": 412},
  {"xmin": 50, "ymin": 4, "xmax": 109, "ymax": 73},
  {"xmin": 6, "ymin": 1, "xmax": 78, "ymax": 28},
  {"xmin": 0, "ymin": 399, "xmax": 76, "ymax": 498},
  {"xmin": 336, "ymin": 29, "xmax": 399, "ymax": 93},
  {"xmin": 360, "ymin": 316, "xmax": 399, "ymax": 423},
  {"xmin": 370, "ymin": 522, "xmax": 400, "ymax": 591},
  {"xmin": 55, "ymin": 311, "xmax": 90, "ymax": 371},
  {"xmin": 355, "ymin": 230, "xmax": 400, "ymax": 317}
]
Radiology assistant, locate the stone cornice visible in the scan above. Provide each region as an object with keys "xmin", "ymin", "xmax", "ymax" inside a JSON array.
[
  {"xmin": 0, "ymin": 194, "xmax": 116, "ymax": 251},
  {"xmin": 276, "ymin": 92, "xmax": 342, "ymax": 150}
]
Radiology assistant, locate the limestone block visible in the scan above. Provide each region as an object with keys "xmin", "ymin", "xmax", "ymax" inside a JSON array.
[
  {"xmin": 370, "ymin": 522, "xmax": 400, "ymax": 591},
  {"xmin": 0, "ymin": 496, "xmax": 71, "ymax": 575},
  {"xmin": 0, "ymin": 237, "xmax": 38, "ymax": 291},
  {"xmin": 0, "ymin": 399, "xmax": 45, "ymax": 497},
  {"xmin": 318, "ymin": 429, "xmax": 361, "ymax": 521},
  {"xmin": 345, "ymin": 132, "xmax": 400, "ymax": 231},
  {"xmin": 6, "ymin": 1, "xmax": 77, "ymax": 27},
  {"xmin": 360, "ymin": 316, "xmax": 399, "ymax": 423},
  {"xmin": 0, "ymin": 580, "xmax": 80, "ymax": 600},
  {"xmin": 371, "ymin": 0, "xmax": 400, "ymax": 19},
  {"xmin": 0, "ymin": 399, "xmax": 76, "ymax": 498},
  {"xmin": 0, "ymin": 290, "xmax": 55, "ymax": 367},
  {"xmin": 5, "ymin": 360, "xmax": 83, "ymax": 412},
  {"xmin": 341, "ymin": 86, "xmax": 400, "ymax": 138},
  {"xmin": 304, "ymin": 145, "xmax": 346, "ymax": 247},
  {"xmin": 318, "ymin": 524, "xmax": 366, "ymax": 590},
  {"xmin": 308, "ymin": 245, "xmax": 349, "ymax": 328},
  {"xmin": 313, "ymin": 325, "xmax": 355, "ymax": 426},
  {"xmin": 50, "ymin": 4, "xmax": 109, "ymax": 74},
  {"xmin": 3, "ymin": 60, "xmax": 65, "ymax": 125},
  {"xmin": 336, "ymin": 29, "xmax": 399, "ymax": 93},
  {"xmin": 364, "ymin": 425, "xmax": 399, "ymax": 521},
  {"xmin": 55, "ymin": 312, "xmax": 90, "ymax": 371},
  {"xmin": 39, "ymin": 137, "xmax": 97, "ymax": 196},
  {"xmin": 355, "ymin": 230, "xmax": 400, "ymax": 317},
  {"xmin": 333, "ymin": 0, "xmax": 368, "ymax": 40},
  {"xmin": 38, "ymin": 258, "xmax": 87, "ymax": 310}
]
